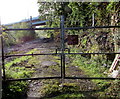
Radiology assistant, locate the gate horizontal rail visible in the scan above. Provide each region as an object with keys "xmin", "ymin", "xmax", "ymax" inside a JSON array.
[
  {"xmin": 65, "ymin": 52, "xmax": 120, "ymax": 55},
  {"xmin": 4, "ymin": 53, "xmax": 60, "ymax": 58},
  {"xmin": 3, "ymin": 52, "xmax": 120, "ymax": 58},
  {"xmin": 3, "ymin": 25, "xmax": 120, "ymax": 31},
  {"xmin": 4, "ymin": 77, "xmax": 120, "ymax": 82},
  {"xmin": 65, "ymin": 77, "xmax": 119, "ymax": 80},
  {"xmin": 65, "ymin": 25, "xmax": 120, "ymax": 30},
  {"xmin": 4, "ymin": 27, "xmax": 60, "ymax": 31},
  {"xmin": 3, "ymin": 77, "xmax": 62, "ymax": 82}
]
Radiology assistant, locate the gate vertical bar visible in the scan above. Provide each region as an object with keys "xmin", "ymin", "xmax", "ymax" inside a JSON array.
[
  {"xmin": 60, "ymin": 15, "xmax": 65, "ymax": 79},
  {"xmin": 0, "ymin": 21, "xmax": 2, "ymax": 99},
  {"xmin": 30, "ymin": 16, "xmax": 33, "ymax": 28},
  {"xmin": 0, "ymin": 26, "xmax": 5, "ymax": 81}
]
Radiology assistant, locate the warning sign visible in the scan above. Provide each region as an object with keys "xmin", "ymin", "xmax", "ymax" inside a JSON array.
[{"xmin": 67, "ymin": 35, "xmax": 78, "ymax": 45}]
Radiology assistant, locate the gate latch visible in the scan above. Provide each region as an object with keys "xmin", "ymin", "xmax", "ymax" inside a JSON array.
[{"xmin": 56, "ymin": 48, "xmax": 70, "ymax": 54}]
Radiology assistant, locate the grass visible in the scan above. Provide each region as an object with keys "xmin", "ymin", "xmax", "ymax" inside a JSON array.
[
  {"xmin": 39, "ymin": 81, "xmax": 85, "ymax": 99},
  {"xmin": 72, "ymin": 54, "xmax": 111, "ymax": 85},
  {"xmin": 5, "ymin": 49, "xmax": 37, "ymax": 79},
  {"xmin": 2, "ymin": 48, "xmax": 38, "ymax": 99},
  {"xmin": 36, "ymin": 48, "xmax": 116, "ymax": 98},
  {"xmin": 70, "ymin": 53, "xmax": 120, "ymax": 98},
  {"xmin": 51, "ymin": 93, "xmax": 85, "ymax": 99},
  {"xmin": 5, "ymin": 49, "xmax": 37, "ymax": 69},
  {"xmin": 3, "ymin": 45, "xmax": 119, "ymax": 98},
  {"xmin": 3, "ymin": 48, "xmax": 61, "ymax": 99}
]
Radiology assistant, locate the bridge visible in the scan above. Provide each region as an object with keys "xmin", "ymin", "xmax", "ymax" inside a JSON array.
[{"xmin": 3, "ymin": 16, "xmax": 48, "ymax": 27}]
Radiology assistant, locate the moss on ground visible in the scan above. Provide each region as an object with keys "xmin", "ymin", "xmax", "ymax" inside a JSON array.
[
  {"xmin": 71, "ymin": 53, "xmax": 120, "ymax": 98},
  {"xmin": 2, "ymin": 49, "xmax": 39, "ymax": 99},
  {"xmin": 39, "ymin": 81, "xmax": 84, "ymax": 98}
]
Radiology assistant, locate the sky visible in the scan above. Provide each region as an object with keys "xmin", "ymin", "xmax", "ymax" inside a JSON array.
[{"xmin": 0, "ymin": 0, "xmax": 39, "ymax": 25}]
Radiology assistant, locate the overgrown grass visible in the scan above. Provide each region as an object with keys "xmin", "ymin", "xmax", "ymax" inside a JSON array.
[
  {"xmin": 2, "ymin": 81, "xmax": 28, "ymax": 99},
  {"xmin": 40, "ymin": 81, "xmax": 85, "ymax": 99},
  {"xmin": 2, "ymin": 49, "xmax": 37, "ymax": 99},
  {"xmin": 75, "ymin": 57, "xmax": 108, "ymax": 77},
  {"xmin": 5, "ymin": 49, "xmax": 37, "ymax": 69},
  {"xmin": 70, "ymin": 52, "xmax": 120, "ymax": 98},
  {"xmin": 51, "ymin": 93, "xmax": 85, "ymax": 99},
  {"xmin": 72, "ymin": 54, "xmax": 111, "ymax": 84},
  {"xmin": 5, "ymin": 49, "xmax": 37, "ymax": 79}
]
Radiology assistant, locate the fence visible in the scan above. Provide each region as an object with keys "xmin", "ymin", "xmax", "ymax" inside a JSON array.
[{"xmin": 0, "ymin": 15, "xmax": 120, "ymax": 82}]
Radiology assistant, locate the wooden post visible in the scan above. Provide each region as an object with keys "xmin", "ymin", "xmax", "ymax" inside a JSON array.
[
  {"xmin": 92, "ymin": 13, "xmax": 95, "ymax": 27},
  {"xmin": 109, "ymin": 54, "xmax": 120, "ymax": 73}
]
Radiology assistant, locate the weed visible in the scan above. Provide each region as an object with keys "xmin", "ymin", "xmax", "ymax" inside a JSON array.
[
  {"xmin": 40, "ymin": 82, "xmax": 81, "ymax": 98},
  {"xmin": 2, "ymin": 49, "xmax": 37, "ymax": 99},
  {"xmin": 5, "ymin": 49, "xmax": 37, "ymax": 69},
  {"xmin": 71, "ymin": 51, "xmax": 120, "ymax": 98}
]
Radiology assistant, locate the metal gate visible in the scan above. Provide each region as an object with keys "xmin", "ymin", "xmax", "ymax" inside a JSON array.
[{"xmin": 0, "ymin": 15, "xmax": 120, "ymax": 82}]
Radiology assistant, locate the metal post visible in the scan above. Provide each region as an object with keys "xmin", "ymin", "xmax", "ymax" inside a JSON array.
[
  {"xmin": 0, "ymin": 21, "xmax": 2, "ymax": 99},
  {"xmin": 60, "ymin": 15, "xmax": 65, "ymax": 79},
  {"xmin": 30, "ymin": 16, "xmax": 33, "ymax": 28},
  {"xmin": 0, "ymin": 27, "xmax": 5, "ymax": 81}
]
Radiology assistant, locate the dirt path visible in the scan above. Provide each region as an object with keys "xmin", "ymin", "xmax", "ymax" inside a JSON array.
[{"xmin": 6, "ymin": 39, "xmax": 98, "ymax": 98}]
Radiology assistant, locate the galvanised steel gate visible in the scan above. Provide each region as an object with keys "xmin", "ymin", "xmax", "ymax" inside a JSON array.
[{"xmin": 0, "ymin": 15, "xmax": 120, "ymax": 82}]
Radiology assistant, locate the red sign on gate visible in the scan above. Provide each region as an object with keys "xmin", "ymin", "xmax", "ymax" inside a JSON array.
[{"xmin": 67, "ymin": 35, "xmax": 78, "ymax": 45}]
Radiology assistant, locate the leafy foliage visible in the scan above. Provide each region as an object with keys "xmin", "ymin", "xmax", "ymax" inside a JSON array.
[
  {"xmin": 2, "ymin": 81, "xmax": 28, "ymax": 99},
  {"xmin": 2, "ymin": 49, "xmax": 37, "ymax": 99},
  {"xmin": 4, "ymin": 22, "xmax": 36, "ymax": 46},
  {"xmin": 37, "ymin": 2, "xmax": 119, "ymax": 27},
  {"xmin": 37, "ymin": 2, "xmax": 119, "ymax": 53},
  {"xmin": 5, "ymin": 49, "xmax": 36, "ymax": 78},
  {"xmin": 40, "ymin": 82, "xmax": 82, "ymax": 98}
]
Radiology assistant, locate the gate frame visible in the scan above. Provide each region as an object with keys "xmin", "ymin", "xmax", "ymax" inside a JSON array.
[{"xmin": 1, "ymin": 15, "xmax": 120, "ymax": 82}]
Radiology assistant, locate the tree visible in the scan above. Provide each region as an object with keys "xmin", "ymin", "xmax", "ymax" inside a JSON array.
[
  {"xmin": 4, "ymin": 22, "xmax": 36, "ymax": 45},
  {"xmin": 37, "ymin": 1, "xmax": 119, "ymax": 52},
  {"xmin": 13, "ymin": 22, "xmax": 36, "ymax": 43}
]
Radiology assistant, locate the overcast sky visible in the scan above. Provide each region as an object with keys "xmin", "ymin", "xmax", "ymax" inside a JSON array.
[{"xmin": 0, "ymin": 0, "xmax": 39, "ymax": 24}]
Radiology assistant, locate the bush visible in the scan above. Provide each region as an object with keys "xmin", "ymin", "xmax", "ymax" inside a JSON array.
[{"xmin": 4, "ymin": 22, "xmax": 36, "ymax": 46}]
